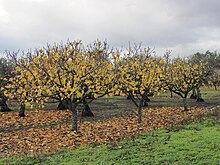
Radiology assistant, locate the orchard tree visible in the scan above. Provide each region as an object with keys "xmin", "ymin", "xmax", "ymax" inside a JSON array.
[
  {"xmin": 3, "ymin": 52, "xmax": 44, "ymax": 117},
  {"xmin": 163, "ymin": 58, "xmax": 208, "ymax": 111},
  {"xmin": 210, "ymin": 70, "xmax": 220, "ymax": 90},
  {"xmin": 57, "ymin": 40, "xmax": 113, "ymax": 117},
  {"xmin": 5, "ymin": 41, "xmax": 116, "ymax": 131},
  {"xmin": 0, "ymin": 57, "xmax": 14, "ymax": 112},
  {"xmin": 117, "ymin": 49, "xmax": 166, "ymax": 123},
  {"xmin": 187, "ymin": 51, "xmax": 220, "ymax": 101},
  {"xmin": 189, "ymin": 87, "xmax": 204, "ymax": 102}
]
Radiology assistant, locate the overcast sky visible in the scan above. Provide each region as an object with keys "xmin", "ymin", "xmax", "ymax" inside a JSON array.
[{"xmin": 0, "ymin": 0, "xmax": 220, "ymax": 57}]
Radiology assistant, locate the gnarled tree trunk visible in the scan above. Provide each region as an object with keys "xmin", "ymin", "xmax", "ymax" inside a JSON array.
[
  {"xmin": 0, "ymin": 93, "xmax": 11, "ymax": 112},
  {"xmin": 138, "ymin": 98, "xmax": 144, "ymax": 123},
  {"xmin": 69, "ymin": 100, "xmax": 78, "ymax": 132},
  {"xmin": 142, "ymin": 95, "xmax": 150, "ymax": 107},
  {"xmin": 81, "ymin": 98, "xmax": 94, "ymax": 117},
  {"xmin": 190, "ymin": 88, "xmax": 197, "ymax": 99},
  {"xmin": 127, "ymin": 92, "xmax": 134, "ymax": 100},
  {"xmin": 190, "ymin": 87, "xmax": 204, "ymax": 102},
  {"xmin": 58, "ymin": 98, "xmax": 94, "ymax": 118},
  {"xmin": 183, "ymin": 97, "xmax": 188, "ymax": 111},
  {"xmin": 57, "ymin": 99, "xmax": 69, "ymax": 110},
  {"xmin": 196, "ymin": 87, "xmax": 204, "ymax": 102},
  {"xmin": 19, "ymin": 103, "xmax": 25, "ymax": 117}
]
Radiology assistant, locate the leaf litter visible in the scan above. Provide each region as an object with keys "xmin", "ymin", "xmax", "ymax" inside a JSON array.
[{"xmin": 0, "ymin": 106, "xmax": 211, "ymax": 157}]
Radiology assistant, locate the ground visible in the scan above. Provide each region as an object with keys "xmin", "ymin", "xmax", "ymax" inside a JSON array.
[{"xmin": 0, "ymin": 87, "xmax": 219, "ymax": 163}]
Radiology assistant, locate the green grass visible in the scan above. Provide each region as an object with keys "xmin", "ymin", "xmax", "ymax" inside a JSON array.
[
  {"xmin": 1, "ymin": 118, "xmax": 220, "ymax": 165},
  {"xmin": 200, "ymin": 87, "xmax": 219, "ymax": 97}
]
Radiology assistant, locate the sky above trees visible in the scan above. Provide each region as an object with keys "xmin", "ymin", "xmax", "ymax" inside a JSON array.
[{"xmin": 0, "ymin": 0, "xmax": 220, "ymax": 57}]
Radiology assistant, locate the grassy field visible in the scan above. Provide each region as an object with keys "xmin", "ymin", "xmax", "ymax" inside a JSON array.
[{"xmin": 1, "ymin": 117, "xmax": 219, "ymax": 165}]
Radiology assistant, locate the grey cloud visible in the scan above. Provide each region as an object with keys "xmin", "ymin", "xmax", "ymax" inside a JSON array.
[{"xmin": 0, "ymin": 0, "xmax": 220, "ymax": 57}]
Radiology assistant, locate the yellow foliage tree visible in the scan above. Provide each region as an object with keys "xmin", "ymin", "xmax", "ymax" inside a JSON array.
[
  {"xmin": 117, "ymin": 51, "xmax": 166, "ymax": 123},
  {"xmin": 163, "ymin": 58, "xmax": 208, "ymax": 111},
  {"xmin": 4, "ymin": 41, "xmax": 116, "ymax": 131}
]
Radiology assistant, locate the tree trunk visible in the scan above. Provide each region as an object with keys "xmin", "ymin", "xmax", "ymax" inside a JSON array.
[
  {"xmin": 142, "ymin": 95, "xmax": 149, "ymax": 107},
  {"xmin": 183, "ymin": 97, "xmax": 188, "ymax": 111},
  {"xmin": 127, "ymin": 92, "xmax": 134, "ymax": 100},
  {"xmin": 19, "ymin": 103, "xmax": 25, "ymax": 117},
  {"xmin": 138, "ymin": 99, "xmax": 144, "ymax": 123},
  {"xmin": 72, "ymin": 109, "xmax": 78, "ymax": 132},
  {"xmin": 142, "ymin": 100, "xmax": 148, "ymax": 107},
  {"xmin": 0, "ymin": 102, "xmax": 11, "ymax": 112},
  {"xmin": 69, "ymin": 101, "xmax": 78, "ymax": 132},
  {"xmin": 196, "ymin": 88, "xmax": 204, "ymax": 102},
  {"xmin": 0, "ymin": 95, "xmax": 11, "ymax": 112},
  {"xmin": 190, "ymin": 88, "xmax": 197, "ymax": 99},
  {"xmin": 57, "ymin": 99, "xmax": 69, "ymax": 110},
  {"xmin": 81, "ymin": 98, "xmax": 94, "ymax": 117},
  {"xmin": 170, "ymin": 90, "xmax": 173, "ymax": 98}
]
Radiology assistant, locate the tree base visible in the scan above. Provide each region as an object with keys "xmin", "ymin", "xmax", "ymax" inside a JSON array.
[
  {"xmin": 81, "ymin": 103, "xmax": 94, "ymax": 117},
  {"xmin": 19, "ymin": 104, "xmax": 26, "ymax": 117},
  {"xmin": 127, "ymin": 95, "xmax": 134, "ymax": 100},
  {"xmin": 19, "ymin": 113, "xmax": 25, "ymax": 117},
  {"xmin": 196, "ymin": 98, "xmax": 205, "ymax": 102},
  {"xmin": 142, "ymin": 101, "xmax": 148, "ymax": 107},
  {"xmin": 190, "ymin": 94, "xmax": 197, "ymax": 99},
  {"xmin": 57, "ymin": 100, "xmax": 69, "ymax": 110},
  {"xmin": 81, "ymin": 110, "xmax": 94, "ymax": 117},
  {"xmin": 0, "ymin": 106, "xmax": 11, "ymax": 112}
]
